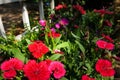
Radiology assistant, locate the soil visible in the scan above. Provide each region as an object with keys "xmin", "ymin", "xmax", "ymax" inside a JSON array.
[{"xmin": 0, "ymin": 1, "xmax": 39, "ymax": 35}]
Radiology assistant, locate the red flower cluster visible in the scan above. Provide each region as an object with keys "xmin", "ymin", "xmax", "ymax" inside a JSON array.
[
  {"xmin": 23, "ymin": 60, "xmax": 50, "ymax": 80},
  {"xmin": 1, "ymin": 58, "xmax": 24, "ymax": 79},
  {"xmin": 48, "ymin": 31, "xmax": 61, "ymax": 38},
  {"xmin": 94, "ymin": 9, "xmax": 113, "ymax": 16},
  {"xmin": 28, "ymin": 41, "xmax": 49, "ymax": 58},
  {"xmin": 81, "ymin": 75, "xmax": 95, "ymax": 80},
  {"xmin": 73, "ymin": 5, "xmax": 86, "ymax": 15},
  {"xmin": 95, "ymin": 59, "xmax": 115, "ymax": 77},
  {"xmin": 55, "ymin": 4, "xmax": 66, "ymax": 10},
  {"xmin": 96, "ymin": 40, "xmax": 114, "ymax": 50},
  {"xmin": 23, "ymin": 60, "xmax": 66, "ymax": 80}
]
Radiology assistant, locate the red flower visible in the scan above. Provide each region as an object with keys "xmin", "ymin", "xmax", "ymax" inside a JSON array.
[
  {"xmin": 82, "ymin": 75, "xmax": 95, "ymax": 80},
  {"xmin": 96, "ymin": 40, "xmax": 107, "ymax": 49},
  {"xmin": 1, "ymin": 58, "xmax": 24, "ymax": 79},
  {"xmin": 105, "ymin": 43, "xmax": 114, "ymax": 50},
  {"xmin": 103, "ymin": 20, "xmax": 112, "ymax": 27},
  {"xmin": 28, "ymin": 41, "xmax": 49, "ymax": 58},
  {"xmin": 102, "ymin": 34, "xmax": 114, "ymax": 43},
  {"xmin": 55, "ymin": 4, "xmax": 66, "ymax": 10},
  {"xmin": 3, "ymin": 70, "xmax": 16, "ymax": 79},
  {"xmin": 48, "ymin": 61, "xmax": 66, "ymax": 79},
  {"xmin": 96, "ymin": 40, "xmax": 114, "ymax": 50},
  {"xmin": 94, "ymin": 9, "xmax": 113, "ymax": 16},
  {"xmin": 73, "ymin": 5, "xmax": 86, "ymax": 15},
  {"xmin": 48, "ymin": 31, "xmax": 61, "ymax": 38},
  {"xmin": 95, "ymin": 59, "xmax": 115, "ymax": 77},
  {"xmin": 40, "ymin": 59, "xmax": 52, "ymax": 67},
  {"xmin": 23, "ymin": 60, "xmax": 50, "ymax": 80}
]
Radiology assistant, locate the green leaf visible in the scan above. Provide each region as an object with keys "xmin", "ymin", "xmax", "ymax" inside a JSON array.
[
  {"xmin": 60, "ymin": 77, "xmax": 68, "ymax": 80},
  {"xmin": 49, "ymin": 54, "xmax": 62, "ymax": 60},
  {"xmin": 11, "ymin": 48, "xmax": 28, "ymax": 62},
  {"xmin": 56, "ymin": 42, "xmax": 69, "ymax": 49},
  {"xmin": 71, "ymin": 32, "xmax": 80, "ymax": 39},
  {"xmin": 0, "ymin": 44, "xmax": 7, "ymax": 51},
  {"xmin": 75, "ymin": 40, "xmax": 85, "ymax": 53},
  {"xmin": 26, "ymin": 39, "xmax": 32, "ymax": 44}
]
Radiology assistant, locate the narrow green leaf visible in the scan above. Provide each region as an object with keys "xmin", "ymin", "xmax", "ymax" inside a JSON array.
[
  {"xmin": 60, "ymin": 77, "xmax": 68, "ymax": 80},
  {"xmin": 26, "ymin": 39, "xmax": 32, "ymax": 44},
  {"xmin": 71, "ymin": 32, "xmax": 80, "ymax": 39},
  {"xmin": 56, "ymin": 42, "xmax": 69, "ymax": 49},
  {"xmin": 75, "ymin": 40, "xmax": 85, "ymax": 53},
  {"xmin": 0, "ymin": 44, "xmax": 7, "ymax": 51},
  {"xmin": 11, "ymin": 48, "xmax": 27, "ymax": 62},
  {"xmin": 49, "ymin": 54, "xmax": 62, "ymax": 60}
]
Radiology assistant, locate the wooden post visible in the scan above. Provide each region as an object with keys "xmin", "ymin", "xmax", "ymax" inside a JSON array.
[
  {"xmin": 22, "ymin": 3, "xmax": 31, "ymax": 30},
  {"xmin": 0, "ymin": 15, "xmax": 6, "ymax": 38},
  {"xmin": 39, "ymin": 0, "xmax": 44, "ymax": 20},
  {"xmin": 50, "ymin": 0, "xmax": 55, "ymax": 9}
]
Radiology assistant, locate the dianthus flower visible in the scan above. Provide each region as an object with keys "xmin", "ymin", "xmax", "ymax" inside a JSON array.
[
  {"xmin": 81, "ymin": 75, "xmax": 95, "ymax": 80},
  {"xmin": 23, "ymin": 60, "xmax": 50, "ymax": 80},
  {"xmin": 55, "ymin": 4, "xmax": 66, "ymax": 10},
  {"xmin": 1, "ymin": 58, "xmax": 24, "ymax": 79},
  {"xmin": 73, "ymin": 5, "xmax": 86, "ymax": 15},
  {"xmin": 55, "ymin": 23, "xmax": 61, "ymax": 29},
  {"xmin": 39, "ymin": 20, "xmax": 46, "ymax": 27},
  {"xmin": 54, "ymin": 49, "xmax": 64, "ymax": 54},
  {"xmin": 95, "ymin": 59, "xmax": 115, "ymax": 77},
  {"xmin": 94, "ymin": 9, "xmax": 113, "ymax": 16},
  {"xmin": 48, "ymin": 61, "xmax": 66, "ymax": 79},
  {"xmin": 103, "ymin": 20, "xmax": 112, "ymax": 27},
  {"xmin": 102, "ymin": 34, "xmax": 114, "ymax": 43},
  {"xmin": 96, "ymin": 40, "xmax": 114, "ymax": 50},
  {"xmin": 28, "ymin": 41, "xmax": 49, "ymax": 58},
  {"xmin": 59, "ymin": 18, "xmax": 69, "ymax": 26},
  {"xmin": 48, "ymin": 31, "xmax": 61, "ymax": 38}
]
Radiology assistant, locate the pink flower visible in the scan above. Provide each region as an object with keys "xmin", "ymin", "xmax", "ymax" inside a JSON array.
[
  {"xmin": 28, "ymin": 41, "xmax": 49, "ymax": 58},
  {"xmin": 23, "ymin": 60, "xmax": 50, "ymax": 80},
  {"xmin": 39, "ymin": 20, "xmax": 46, "ymax": 27},
  {"xmin": 96, "ymin": 40, "xmax": 114, "ymax": 50},
  {"xmin": 82, "ymin": 75, "xmax": 95, "ymax": 80},
  {"xmin": 1, "ymin": 58, "xmax": 24, "ymax": 79},
  {"xmin": 95, "ymin": 59, "xmax": 115, "ymax": 77},
  {"xmin": 49, "ymin": 61, "xmax": 66, "ymax": 79},
  {"xmin": 50, "ymin": 28, "xmax": 56, "ymax": 32},
  {"xmin": 59, "ymin": 18, "xmax": 69, "ymax": 26},
  {"xmin": 73, "ymin": 5, "xmax": 86, "ymax": 15},
  {"xmin": 55, "ymin": 23, "xmax": 61, "ymax": 29}
]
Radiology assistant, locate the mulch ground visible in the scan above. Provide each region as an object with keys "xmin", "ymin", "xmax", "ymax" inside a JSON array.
[{"xmin": 0, "ymin": 1, "xmax": 39, "ymax": 35}]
